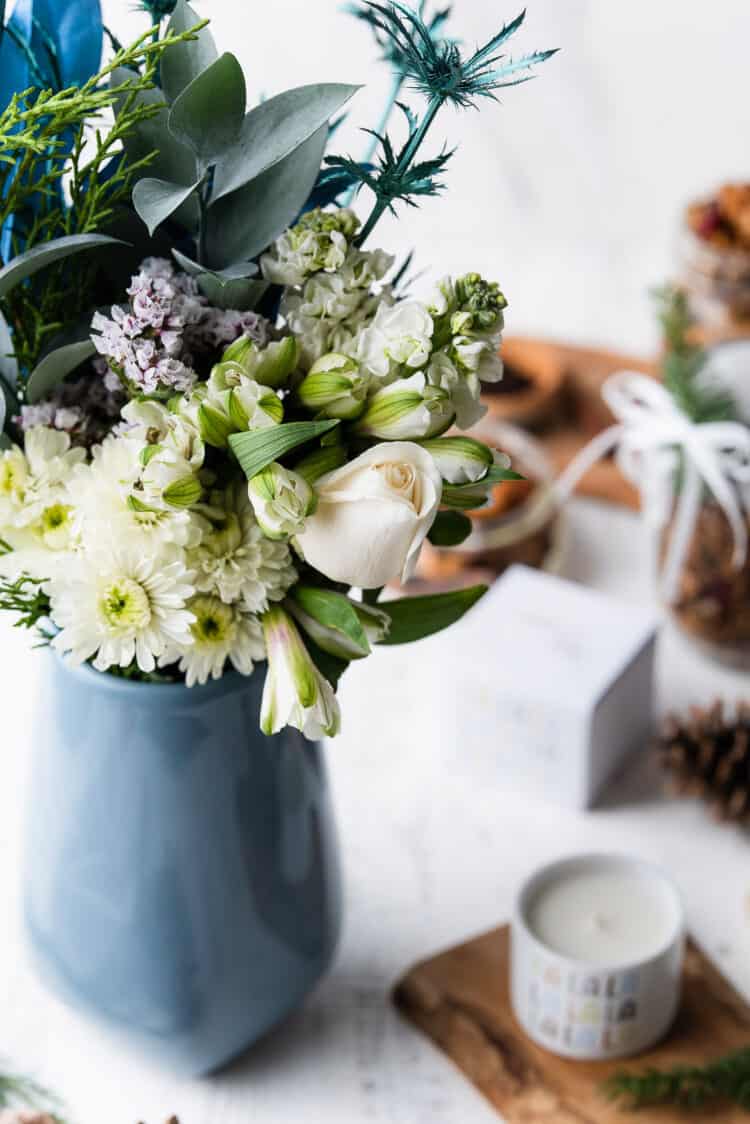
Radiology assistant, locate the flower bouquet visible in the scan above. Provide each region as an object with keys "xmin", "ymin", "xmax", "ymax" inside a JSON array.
[{"xmin": 0, "ymin": 0, "xmax": 553, "ymax": 1072}]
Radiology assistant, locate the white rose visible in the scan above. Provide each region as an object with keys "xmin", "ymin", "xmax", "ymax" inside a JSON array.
[{"xmin": 295, "ymin": 442, "xmax": 442, "ymax": 588}]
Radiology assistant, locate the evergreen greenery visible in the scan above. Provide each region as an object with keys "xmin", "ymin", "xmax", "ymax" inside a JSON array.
[
  {"xmin": 603, "ymin": 1045, "xmax": 750, "ymax": 1112},
  {"xmin": 655, "ymin": 284, "xmax": 737, "ymax": 424},
  {"xmin": 0, "ymin": 573, "xmax": 51, "ymax": 632},
  {"xmin": 0, "ymin": 1065, "xmax": 67, "ymax": 1122}
]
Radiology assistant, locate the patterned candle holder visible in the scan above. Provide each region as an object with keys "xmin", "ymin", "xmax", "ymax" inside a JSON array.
[{"xmin": 510, "ymin": 854, "xmax": 685, "ymax": 1060}]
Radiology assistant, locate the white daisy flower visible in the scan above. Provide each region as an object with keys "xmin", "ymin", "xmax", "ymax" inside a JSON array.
[
  {"xmin": 50, "ymin": 544, "xmax": 196, "ymax": 673},
  {"xmin": 175, "ymin": 594, "xmax": 264, "ymax": 686},
  {"xmin": 189, "ymin": 484, "xmax": 296, "ymax": 611}
]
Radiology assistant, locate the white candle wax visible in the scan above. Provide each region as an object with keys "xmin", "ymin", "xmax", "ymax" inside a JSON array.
[{"xmin": 527, "ymin": 868, "xmax": 680, "ymax": 965}]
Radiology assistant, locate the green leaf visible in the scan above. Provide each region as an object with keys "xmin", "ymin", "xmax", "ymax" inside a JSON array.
[
  {"xmin": 294, "ymin": 444, "xmax": 346, "ymax": 484},
  {"xmin": 111, "ymin": 67, "xmax": 198, "ymax": 191},
  {"xmin": 0, "ymin": 235, "xmax": 128, "ymax": 300},
  {"xmin": 198, "ymin": 403, "xmax": 234, "ymax": 448},
  {"xmin": 230, "ymin": 418, "xmax": 340, "ymax": 481},
  {"xmin": 0, "ymin": 371, "xmax": 16, "ymax": 434},
  {"xmin": 212, "ymin": 83, "xmax": 361, "ymax": 202},
  {"xmin": 378, "ymin": 585, "xmax": 487, "ymax": 645},
  {"xmin": 132, "ymin": 176, "xmax": 200, "ymax": 237},
  {"xmin": 427, "ymin": 510, "xmax": 473, "ymax": 547},
  {"xmin": 27, "ymin": 340, "xmax": 97, "ymax": 404},
  {"xmin": 168, "ymin": 52, "xmax": 246, "ymax": 163},
  {"xmin": 196, "ymin": 272, "xmax": 268, "ymax": 311},
  {"xmin": 160, "ymin": 0, "xmax": 219, "ymax": 103},
  {"xmin": 205, "ymin": 125, "xmax": 328, "ymax": 269},
  {"xmin": 442, "ymin": 466, "xmax": 524, "ymax": 510},
  {"xmin": 171, "ymin": 248, "xmax": 258, "ymax": 278},
  {"xmin": 0, "ymin": 311, "xmax": 18, "ymax": 389},
  {"xmin": 290, "ymin": 585, "xmax": 370, "ymax": 659}
]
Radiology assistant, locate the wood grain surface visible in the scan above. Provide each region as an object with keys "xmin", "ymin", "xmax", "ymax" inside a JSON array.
[{"xmin": 395, "ymin": 926, "xmax": 750, "ymax": 1123}]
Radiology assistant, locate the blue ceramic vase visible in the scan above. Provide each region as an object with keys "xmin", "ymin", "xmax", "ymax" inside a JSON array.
[{"xmin": 23, "ymin": 654, "xmax": 342, "ymax": 1074}]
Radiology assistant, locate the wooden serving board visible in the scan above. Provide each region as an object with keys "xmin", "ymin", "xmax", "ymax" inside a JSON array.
[{"xmin": 394, "ymin": 926, "xmax": 750, "ymax": 1123}]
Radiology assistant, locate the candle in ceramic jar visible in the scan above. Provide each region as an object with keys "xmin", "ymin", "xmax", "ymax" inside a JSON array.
[
  {"xmin": 527, "ymin": 867, "xmax": 680, "ymax": 965},
  {"xmin": 511, "ymin": 854, "xmax": 685, "ymax": 1061}
]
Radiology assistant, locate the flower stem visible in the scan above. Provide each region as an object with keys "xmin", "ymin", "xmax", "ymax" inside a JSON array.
[
  {"xmin": 355, "ymin": 94, "xmax": 443, "ymax": 247},
  {"xmin": 343, "ymin": 71, "xmax": 404, "ymax": 208}
]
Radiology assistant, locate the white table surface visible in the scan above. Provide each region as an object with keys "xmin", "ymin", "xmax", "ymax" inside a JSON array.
[{"xmin": 1, "ymin": 496, "xmax": 750, "ymax": 1124}]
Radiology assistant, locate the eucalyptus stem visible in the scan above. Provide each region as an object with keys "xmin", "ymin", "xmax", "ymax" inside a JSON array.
[{"xmin": 197, "ymin": 180, "xmax": 210, "ymax": 266}]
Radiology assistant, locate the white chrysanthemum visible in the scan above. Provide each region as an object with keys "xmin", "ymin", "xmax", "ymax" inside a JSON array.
[
  {"xmin": 189, "ymin": 485, "xmax": 296, "ymax": 611},
  {"xmin": 50, "ymin": 544, "xmax": 196, "ymax": 673},
  {"xmin": 0, "ymin": 445, "xmax": 29, "ymax": 529},
  {"xmin": 0, "ymin": 428, "xmax": 84, "ymax": 551},
  {"xmin": 174, "ymin": 594, "xmax": 264, "ymax": 686},
  {"xmin": 69, "ymin": 435, "xmax": 202, "ymax": 551}
]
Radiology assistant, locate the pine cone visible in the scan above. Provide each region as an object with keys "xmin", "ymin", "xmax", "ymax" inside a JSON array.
[{"xmin": 658, "ymin": 700, "xmax": 750, "ymax": 823}]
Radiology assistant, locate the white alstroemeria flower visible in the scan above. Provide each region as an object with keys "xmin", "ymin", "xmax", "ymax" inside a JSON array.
[
  {"xmin": 247, "ymin": 463, "xmax": 314, "ymax": 540},
  {"xmin": 261, "ymin": 606, "xmax": 341, "ymax": 739},
  {"xmin": 452, "ymin": 334, "xmax": 504, "ymax": 384},
  {"xmin": 174, "ymin": 594, "xmax": 265, "ymax": 686},
  {"xmin": 355, "ymin": 299, "xmax": 434, "ymax": 384},
  {"xmin": 11, "ymin": 427, "xmax": 86, "ymax": 528},
  {"xmin": 202, "ymin": 368, "xmax": 282, "ymax": 443},
  {"xmin": 353, "ymin": 371, "xmax": 454, "ymax": 440},
  {"xmin": 189, "ymin": 484, "xmax": 296, "ymax": 610},
  {"xmin": 295, "ymin": 353, "xmax": 369, "ymax": 419},
  {"xmin": 426, "ymin": 351, "xmax": 487, "ymax": 430},
  {"xmin": 140, "ymin": 443, "xmax": 203, "ymax": 510},
  {"xmin": 0, "ymin": 445, "xmax": 30, "ymax": 528},
  {"xmin": 296, "ymin": 441, "xmax": 442, "ymax": 588},
  {"xmin": 418, "ymin": 435, "xmax": 497, "ymax": 484},
  {"xmin": 50, "ymin": 544, "xmax": 196, "ymax": 673}
]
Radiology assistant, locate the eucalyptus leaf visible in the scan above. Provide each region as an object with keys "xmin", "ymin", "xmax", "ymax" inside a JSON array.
[
  {"xmin": 230, "ymin": 419, "xmax": 339, "ymax": 482},
  {"xmin": 171, "ymin": 248, "xmax": 256, "ymax": 279},
  {"xmin": 160, "ymin": 0, "xmax": 219, "ymax": 103},
  {"xmin": 206, "ymin": 126, "xmax": 327, "ymax": 269},
  {"xmin": 111, "ymin": 67, "xmax": 198, "ymax": 192},
  {"xmin": 168, "ymin": 52, "xmax": 246, "ymax": 163},
  {"xmin": 0, "ymin": 311, "xmax": 18, "ymax": 389},
  {"xmin": 427, "ymin": 510, "xmax": 473, "ymax": 547},
  {"xmin": 27, "ymin": 340, "xmax": 96, "ymax": 404},
  {"xmin": 377, "ymin": 585, "xmax": 487, "ymax": 646},
  {"xmin": 196, "ymin": 273, "xmax": 268, "ymax": 311},
  {"xmin": 0, "ymin": 235, "xmax": 128, "ymax": 300},
  {"xmin": 212, "ymin": 83, "xmax": 360, "ymax": 202},
  {"xmin": 133, "ymin": 177, "xmax": 200, "ymax": 236}
]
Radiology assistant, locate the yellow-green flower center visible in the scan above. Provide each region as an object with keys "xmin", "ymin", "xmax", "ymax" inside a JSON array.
[
  {"xmin": 190, "ymin": 595, "xmax": 233, "ymax": 646},
  {"xmin": 40, "ymin": 502, "xmax": 70, "ymax": 532},
  {"xmin": 99, "ymin": 578, "xmax": 151, "ymax": 633}
]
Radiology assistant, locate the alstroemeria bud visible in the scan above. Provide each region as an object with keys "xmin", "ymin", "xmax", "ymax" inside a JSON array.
[
  {"xmin": 352, "ymin": 372, "xmax": 454, "ymax": 440},
  {"xmin": 213, "ymin": 336, "xmax": 298, "ymax": 390},
  {"xmin": 441, "ymin": 451, "xmax": 518, "ymax": 510},
  {"xmin": 418, "ymin": 435, "xmax": 496, "ymax": 484},
  {"xmin": 296, "ymin": 352, "xmax": 368, "ymax": 419},
  {"xmin": 261, "ymin": 606, "xmax": 341, "ymax": 738},
  {"xmin": 247, "ymin": 463, "xmax": 315, "ymax": 540},
  {"xmin": 287, "ymin": 585, "xmax": 390, "ymax": 660}
]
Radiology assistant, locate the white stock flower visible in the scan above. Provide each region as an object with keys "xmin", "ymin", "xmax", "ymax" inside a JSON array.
[
  {"xmin": 355, "ymin": 299, "xmax": 434, "ymax": 384},
  {"xmin": 51, "ymin": 543, "xmax": 196, "ymax": 673},
  {"xmin": 247, "ymin": 463, "xmax": 314, "ymax": 540},
  {"xmin": 295, "ymin": 442, "xmax": 442, "ymax": 588},
  {"xmin": 189, "ymin": 484, "xmax": 296, "ymax": 610},
  {"xmin": 261, "ymin": 606, "xmax": 341, "ymax": 739},
  {"xmin": 426, "ymin": 350, "xmax": 487, "ymax": 430},
  {"xmin": 175, "ymin": 594, "xmax": 265, "ymax": 686},
  {"xmin": 260, "ymin": 207, "xmax": 359, "ymax": 286}
]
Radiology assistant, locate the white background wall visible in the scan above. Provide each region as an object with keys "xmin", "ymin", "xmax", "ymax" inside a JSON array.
[{"xmin": 104, "ymin": 0, "xmax": 750, "ymax": 354}]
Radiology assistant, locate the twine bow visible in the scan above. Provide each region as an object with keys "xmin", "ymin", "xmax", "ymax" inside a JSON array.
[{"xmin": 554, "ymin": 370, "xmax": 750, "ymax": 603}]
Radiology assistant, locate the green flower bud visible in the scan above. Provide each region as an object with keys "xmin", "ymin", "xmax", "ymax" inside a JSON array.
[
  {"xmin": 287, "ymin": 585, "xmax": 390, "ymax": 660},
  {"xmin": 418, "ymin": 435, "xmax": 494, "ymax": 484},
  {"xmin": 247, "ymin": 462, "xmax": 315, "ymax": 540},
  {"xmin": 453, "ymin": 272, "xmax": 507, "ymax": 332},
  {"xmin": 261, "ymin": 606, "xmax": 341, "ymax": 738},
  {"xmin": 353, "ymin": 373, "xmax": 454, "ymax": 440},
  {"xmin": 296, "ymin": 353, "xmax": 368, "ymax": 419},
  {"xmin": 253, "ymin": 337, "xmax": 299, "ymax": 389},
  {"xmin": 162, "ymin": 474, "xmax": 203, "ymax": 508}
]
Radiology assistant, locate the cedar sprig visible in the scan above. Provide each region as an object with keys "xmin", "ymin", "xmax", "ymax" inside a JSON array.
[
  {"xmin": 0, "ymin": 1065, "xmax": 68, "ymax": 1122},
  {"xmin": 655, "ymin": 285, "xmax": 737, "ymax": 424},
  {"xmin": 603, "ymin": 1045, "xmax": 750, "ymax": 1112},
  {"xmin": 0, "ymin": 574, "xmax": 52, "ymax": 632}
]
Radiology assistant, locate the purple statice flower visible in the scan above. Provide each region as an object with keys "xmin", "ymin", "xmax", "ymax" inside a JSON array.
[
  {"xmin": 91, "ymin": 257, "xmax": 272, "ymax": 397},
  {"xmin": 16, "ymin": 360, "xmax": 126, "ymax": 449}
]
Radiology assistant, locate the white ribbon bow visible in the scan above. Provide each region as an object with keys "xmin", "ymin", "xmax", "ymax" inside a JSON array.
[{"xmin": 554, "ymin": 370, "xmax": 750, "ymax": 603}]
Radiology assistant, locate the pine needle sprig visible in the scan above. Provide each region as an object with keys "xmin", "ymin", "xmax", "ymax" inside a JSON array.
[
  {"xmin": 655, "ymin": 285, "xmax": 737, "ymax": 424},
  {"xmin": 0, "ymin": 1065, "xmax": 68, "ymax": 1122},
  {"xmin": 603, "ymin": 1045, "xmax": 750, "ymax": 1112},
  {"xmin": 0, "ymin": 574, "xmax": 52, "ymax": 632}
]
